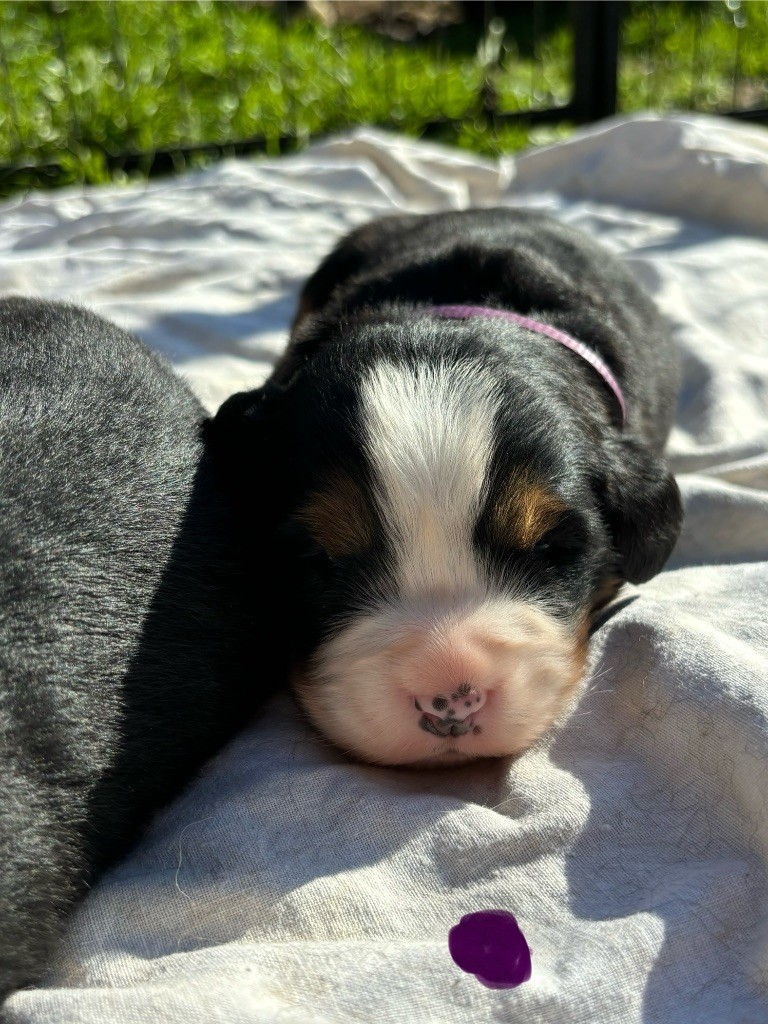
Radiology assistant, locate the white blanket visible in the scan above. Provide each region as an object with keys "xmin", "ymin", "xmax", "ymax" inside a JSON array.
[{"xmin": 3, "ymin": 113, "xmax": 768, "ymax": 1024}]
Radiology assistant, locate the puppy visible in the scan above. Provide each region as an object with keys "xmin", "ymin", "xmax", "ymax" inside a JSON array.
[
  {"xmin": 0, "ymin": 299, "xmax": 272, "ymax": 1002},
  {"xmin": 209, "ymin": 209, "xmax": 683, "ymax": 768}
]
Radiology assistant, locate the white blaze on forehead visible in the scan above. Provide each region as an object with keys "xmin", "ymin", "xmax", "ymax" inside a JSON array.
[{"xmin": 361, "ymin": 359, "xmax": 501, "ymax": 597}]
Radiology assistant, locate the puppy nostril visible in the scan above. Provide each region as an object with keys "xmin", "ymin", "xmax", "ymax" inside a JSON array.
[{"xmin": 432, "ymin": 696, "xmax": 449, "ymax": 712}]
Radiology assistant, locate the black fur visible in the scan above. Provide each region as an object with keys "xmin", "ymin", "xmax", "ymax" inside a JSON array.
[
  {"xmin": 0, "ymin": 299, "xmax": 272, "ymax": 1004},
  {"xmin": 209, "ymin": 209, "xmax": 683, "ymax": 667}
]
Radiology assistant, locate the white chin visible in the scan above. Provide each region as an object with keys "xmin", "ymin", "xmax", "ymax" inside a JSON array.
[{"xmin": 292, "ymin": 597, "xmax": 585, "ymax": 767}]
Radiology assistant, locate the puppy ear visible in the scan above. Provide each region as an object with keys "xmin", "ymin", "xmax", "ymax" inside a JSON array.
[
  {"xmin": 594, "ymin": 434, "xmax": 683, "ymax": 584},
  {"xmin": 202, "ymin": 385, "xmax": 283, "ymax": 501},
  {"xmin": 204, "ymin": 385, "xmax": 267, "ymax": 449},
  {"xmin": 291, "ymin": 213, "xmax": 419, "ymax": 332}
]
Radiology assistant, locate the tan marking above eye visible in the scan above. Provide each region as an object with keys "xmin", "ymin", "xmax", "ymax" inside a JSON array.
[
  {"xmin": 491, "ymin": 471, "xmax": 567, "ymax": 550},
  {"xmin": 298, "ymin": 472, "xmax": 374, "ymax": 559}
]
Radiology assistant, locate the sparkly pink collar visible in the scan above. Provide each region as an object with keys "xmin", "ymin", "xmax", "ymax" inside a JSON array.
[{"xmin": 432, "ymin": 304, "xmax": 627, "ymax": 427}]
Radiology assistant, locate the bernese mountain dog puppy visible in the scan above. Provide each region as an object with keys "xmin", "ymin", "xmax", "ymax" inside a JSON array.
[{"xmin": 209, "ymin": 208, "xmax": 683, "ymax": 768}]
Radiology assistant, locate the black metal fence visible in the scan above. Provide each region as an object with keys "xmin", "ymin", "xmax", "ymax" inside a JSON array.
[
  {"xmin": 0, "ymin": 1, "xmax": 765, "ymax": 195},
  {"xmin": 115, "ymin": 2, "xmax": 623, "ymax": 174}
]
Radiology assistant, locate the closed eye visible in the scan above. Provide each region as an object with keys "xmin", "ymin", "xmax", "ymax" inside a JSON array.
[
  {"xmin": 281, "ymin": 517, "xmax": 378, "ymax": 577},
  {"xmin": 530, "ymin": 511, "xmax": 589, "ymax": 555},
  {"xmin": 278, "ymin": 518, "xmax": 335, "ymax": 562}
]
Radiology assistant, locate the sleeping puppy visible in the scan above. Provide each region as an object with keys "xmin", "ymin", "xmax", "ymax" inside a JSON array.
[
  {"xmin": 209, "ymin": 209, "xmax": 683, "ymax": 768},
  {"xmin": 0, "ymin": 299, "xmax": 272, "ymax": 1002}
]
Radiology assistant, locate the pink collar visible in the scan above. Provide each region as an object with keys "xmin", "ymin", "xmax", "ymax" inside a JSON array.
[{"xmin": 432, "ymin": 304, "xmax": 627, "ymax": 427}]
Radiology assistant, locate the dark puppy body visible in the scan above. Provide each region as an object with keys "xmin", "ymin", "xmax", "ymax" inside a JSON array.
[
  {"xmin": 290, "ymin": 209, "xmax": 676, "ymax": 446},
  {"xmin": 0, "ymin": 299, "xmax": 267, "ymax": 1002},
  {"xmin": 211, "ymin": 209, "xmax": 682, "ymax": 767}
]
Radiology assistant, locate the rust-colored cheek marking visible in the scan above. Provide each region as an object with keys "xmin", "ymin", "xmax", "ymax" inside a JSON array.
[
  {"xmin": 589, "ymin": 575, "xmax": 623, "ymax": 620},
  {"xmin": 290, "ymin": 292, "xmax": 316, "ymax": 337},
  {"xmin": 566, "ymin": 616, "xmax": 592, "ymax": 706},
  {"xmin": 298, "ymin": 472, "xmax": 374, "ymax": 559},
  {"xmin": 492, "ymin": 472, "xmax": 566, "ymax": 550}
]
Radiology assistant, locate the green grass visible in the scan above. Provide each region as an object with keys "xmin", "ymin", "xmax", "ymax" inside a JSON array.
[
  {"xmin": 620, "ymin": 0, "xmax": 768, "ymax": 112},
  {"xmin": 0, "ymin": 1, "xmax": 766, "ymax": 195}
]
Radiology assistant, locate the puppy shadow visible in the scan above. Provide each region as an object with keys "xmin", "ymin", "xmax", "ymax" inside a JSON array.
[{"xmin": 79, "ymin": 443, "xmax": 282, "ymax": 882}]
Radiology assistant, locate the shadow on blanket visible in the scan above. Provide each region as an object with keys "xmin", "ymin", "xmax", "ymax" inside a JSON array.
[{"xmin": 147, "ymin": 292, "xmax": 301, "ymax": 368}]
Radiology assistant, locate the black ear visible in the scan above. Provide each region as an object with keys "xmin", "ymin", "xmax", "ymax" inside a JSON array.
[
  {"xmin": 204, "ymin": 385, "xmax": 266, "ymax": 454},
  {"xmin": 291, "ymin": 213, "xmax": 419, "ymax": 330},
  {"xmin": 202, "ymin": 385, "xmax": 284, "ymax": 502},
  {"xmin": 594, "ymin": 434, "xmax": 683, "ymax": 584}
]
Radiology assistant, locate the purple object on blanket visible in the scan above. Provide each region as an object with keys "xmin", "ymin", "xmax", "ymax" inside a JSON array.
[{"xmin": 448, "ymin": 909, "xmax": 532, "ymax": 989}]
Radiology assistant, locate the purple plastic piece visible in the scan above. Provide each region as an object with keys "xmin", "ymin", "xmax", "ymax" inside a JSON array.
[{"xmin": 448, "ymin": 910, "xmax": 532, "ymax": 989}]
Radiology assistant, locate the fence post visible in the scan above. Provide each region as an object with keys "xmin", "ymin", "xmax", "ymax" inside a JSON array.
[{"xmin": 572, "ymin": 0, "xmax": 622, "ymax": 124}]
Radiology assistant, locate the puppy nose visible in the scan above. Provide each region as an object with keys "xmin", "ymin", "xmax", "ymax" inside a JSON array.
[
  {"xmin": 414, "ymin": 688, "xmax": 486, "ymax": 724},
  {"xmin": 415, "ymin": 688, "xmax": 486, "ymax": 721}
]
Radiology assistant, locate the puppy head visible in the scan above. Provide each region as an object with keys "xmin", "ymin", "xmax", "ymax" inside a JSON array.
[{"xmin": 210, "ymin": 318, "xmax": 681, "ymax": 766}]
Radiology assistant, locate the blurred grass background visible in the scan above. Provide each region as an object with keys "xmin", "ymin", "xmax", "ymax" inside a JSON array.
[{"xmin": 0, "ymin": 0, "xmax": 766, "ymax": 196}]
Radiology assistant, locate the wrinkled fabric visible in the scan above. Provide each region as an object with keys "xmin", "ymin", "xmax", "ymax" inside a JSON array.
[{"xmin": 2, "ymin": 113, "xmax": 768, "ymax": 1024}]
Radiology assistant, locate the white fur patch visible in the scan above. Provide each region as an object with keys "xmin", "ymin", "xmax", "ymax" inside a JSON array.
[{"xmin": 361, "ymin": 359, "xmax": 500, "ymax": 600}]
